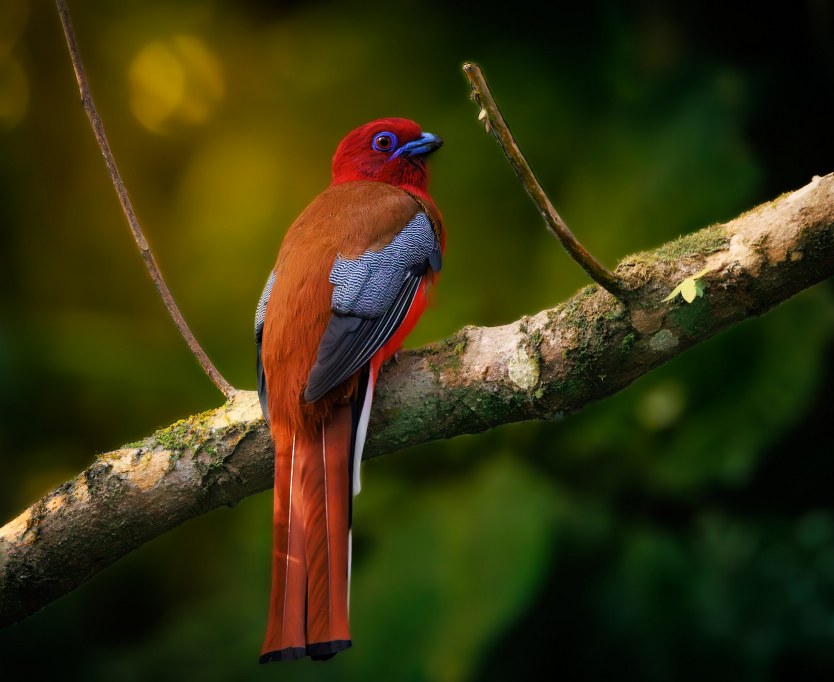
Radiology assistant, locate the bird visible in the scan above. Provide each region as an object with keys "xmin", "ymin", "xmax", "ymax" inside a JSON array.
[{"xmin": 254, "ymin": 118, "xmax": 444, "ymax": 662}]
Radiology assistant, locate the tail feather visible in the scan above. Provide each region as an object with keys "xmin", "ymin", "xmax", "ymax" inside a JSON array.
[
  {"xmin": 261, "ymin": 407, "xmax": 354, "ymax": 663},
  {"xmin": 260, "ymin": 433, "xmax": 307, "ymax": 661},
  {"xmin": 351, "ymin": 370, "xmax": 376, "ymax": 496}
]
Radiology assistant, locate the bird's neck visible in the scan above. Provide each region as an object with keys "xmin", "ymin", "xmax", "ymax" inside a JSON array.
[
  {"xmin": 330, "ymin": 177, "xmax": 434, "ymax": 207},
  {"xmin": 332, "ymin": 161, "xmax": 432, "ymax": 202},
  {"xmin": 395, "ymin": 181, "xmax": 433, "ymax": 203}
]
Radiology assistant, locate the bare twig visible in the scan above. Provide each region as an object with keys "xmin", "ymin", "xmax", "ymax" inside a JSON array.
[
  {"xmin": 54, "ymin": 0, "xmax": 235, "ymax": 397},
  {"xmin": 3, "ymin": 172, "xmax": 833, "ymax": 625},
  {"xmin": 463, "ymin": 62, "xmax": 631, "ymax": 301}
]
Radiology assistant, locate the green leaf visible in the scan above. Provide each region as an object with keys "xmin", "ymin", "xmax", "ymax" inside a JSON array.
[
  {"xmin": 681, "ymin": 278, "xmax": 698, "ymax": 303},
  {"xmin": 664, "ymin": 266, "xmax": 713, "ymax": 304}
]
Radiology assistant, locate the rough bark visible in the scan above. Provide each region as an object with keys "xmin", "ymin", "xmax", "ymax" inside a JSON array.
[{"xmin": 1, "ymin": 173, "xmax": 833, "ymax": 627}]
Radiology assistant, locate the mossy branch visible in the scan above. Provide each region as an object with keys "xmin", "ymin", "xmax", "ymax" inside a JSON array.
[{"xmin": 2, "ymin": 173, "xmax": 833, "ymax": 627}]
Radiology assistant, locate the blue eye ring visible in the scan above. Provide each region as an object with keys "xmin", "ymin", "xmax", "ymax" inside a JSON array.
[{"xmin": 372, "ymin": 131, "xmax": 397, "ymax": 153}]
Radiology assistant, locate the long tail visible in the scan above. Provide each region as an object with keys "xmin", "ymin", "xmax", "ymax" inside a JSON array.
[{"xmin": 260, "ymin": 405, "xmax": 354, "ymax": 662}]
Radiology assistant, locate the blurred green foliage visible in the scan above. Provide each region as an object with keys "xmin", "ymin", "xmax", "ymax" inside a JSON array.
[{"xmin": 1, "ymin": 0, "xmax": 833, "ymax": 680}]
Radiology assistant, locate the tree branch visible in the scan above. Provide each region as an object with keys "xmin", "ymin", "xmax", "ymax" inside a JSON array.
[
  {"xmin": 54, "ymin": 0, "xmax": 235, "ymax": 397},
  {"xmin": 2, "ymin": 172, "xmax": 832, "ymax": 627},
  {"xmin": 463, "ymin": 62, "xmax": 631, "ymax": 301}
]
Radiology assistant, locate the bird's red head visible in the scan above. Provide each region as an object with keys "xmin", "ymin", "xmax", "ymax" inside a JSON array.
[{"xmin": 331, "ymin": 118, "xmax": 443, "ymax": 199}]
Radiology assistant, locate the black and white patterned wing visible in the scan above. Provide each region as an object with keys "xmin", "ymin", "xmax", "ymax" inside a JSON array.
[{"xmin": 304, "ymin": 212, "xmax": 441, "ymax": 402}]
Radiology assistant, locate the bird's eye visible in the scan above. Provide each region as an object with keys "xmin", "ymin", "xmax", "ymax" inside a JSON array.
[{"xmin": 372, "ymin": 132, "xmax": 397, "ymax": 152}]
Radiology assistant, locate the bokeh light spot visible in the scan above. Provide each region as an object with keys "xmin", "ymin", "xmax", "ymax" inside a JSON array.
[
  {"xmin": 129, "ymin": 40, "xmax": 185, "ymax": 133},
  {"xmin": 128, "ymin": 35, "xmax": 224, "ymax": 134},
  {"xmin": 636, "ymin": 380, "xmax": 686, "ymax": 430},
  {"xmin": 172, "ymin": 35, "xmax": 224, "ymax": 124}
]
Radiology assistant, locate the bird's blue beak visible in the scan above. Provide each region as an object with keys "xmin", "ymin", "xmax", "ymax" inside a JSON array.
[{"xmin": 393, "ymin": 132, "xmax": 444, "ymax": 158}]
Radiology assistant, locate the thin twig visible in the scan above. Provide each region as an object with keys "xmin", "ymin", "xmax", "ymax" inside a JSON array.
[
  {"xmin": 463, "ymin": 62, "xmax": 630, "ymax": 301},
  {"xmin": 54, "ymin": 0, "xmax": 235, "ymax": 397}
]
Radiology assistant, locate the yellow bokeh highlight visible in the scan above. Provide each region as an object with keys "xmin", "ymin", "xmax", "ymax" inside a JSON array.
[
  {"xmin": 129, "ymin": 41, "xmax": 184, "ymax": 132},
  {"xmin": 128, "ymin": 35, "xmax": 224, "ymax": 134}
]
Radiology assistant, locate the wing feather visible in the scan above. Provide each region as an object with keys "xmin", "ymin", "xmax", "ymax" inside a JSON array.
[
  {"xmin": 304, "ymin": 207, "xmax": 441, "ymax": 403},
  {"xmin": 303, "ymin": 273, "xmax": 421, "ymax": 402}
]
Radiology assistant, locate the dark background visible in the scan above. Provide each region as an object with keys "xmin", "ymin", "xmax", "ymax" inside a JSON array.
[{"xmin": 1, "ymin": 1, "xmax": 833, "ymax": 679}]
